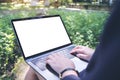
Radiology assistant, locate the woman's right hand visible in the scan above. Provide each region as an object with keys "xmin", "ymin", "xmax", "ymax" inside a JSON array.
[{"xmin": 70, "ymin": 46, "xmax": 95, "ymax": 61}]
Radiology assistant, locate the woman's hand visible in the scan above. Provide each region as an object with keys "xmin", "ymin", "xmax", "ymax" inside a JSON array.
[
  {"xmin": 70, "ymin": 46, "xmax": 95, "ymax": 61},
  {"xmin": 46, "ymin": 53, "xmax": 75, "ymax": 74}
]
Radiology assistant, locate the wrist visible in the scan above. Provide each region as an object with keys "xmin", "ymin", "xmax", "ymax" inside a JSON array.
[
  {"xmin": 62, "ymin": 70, "xmax": 78, "ymax": 78},
  {"xmin": 59, "ymin": 68, "xmax": 79, "ymax": 79}
]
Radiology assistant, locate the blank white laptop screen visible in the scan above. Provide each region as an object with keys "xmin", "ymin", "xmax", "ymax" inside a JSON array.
[{"xmin": 13, "ymin": 16, "xmax": 71, "ymax": 57}]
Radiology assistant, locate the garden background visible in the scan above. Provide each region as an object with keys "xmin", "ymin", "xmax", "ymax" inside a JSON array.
[{"xmin": 0, "ymin": 0, "xmax": 111, "ymax": 79}]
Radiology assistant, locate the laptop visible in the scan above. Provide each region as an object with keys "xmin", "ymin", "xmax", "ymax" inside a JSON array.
[{"xmin": 11, "ymin": 15, "xmax": 88, "ymax": 80}]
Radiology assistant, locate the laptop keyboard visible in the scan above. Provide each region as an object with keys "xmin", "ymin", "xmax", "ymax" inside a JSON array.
[{"xmin": 31, "ymin": 45, "xmax": 75, "ymax": 71}]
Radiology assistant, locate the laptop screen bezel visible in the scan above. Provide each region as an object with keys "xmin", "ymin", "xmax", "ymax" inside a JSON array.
[{"xmin": 11, "ymin": 15, "xmax": 73, "ymax": 60}]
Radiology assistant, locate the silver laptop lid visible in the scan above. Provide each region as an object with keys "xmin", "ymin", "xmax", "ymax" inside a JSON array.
[{"xmin": 11, "ymin": 15, "xmax": 72, "ymax": 59}]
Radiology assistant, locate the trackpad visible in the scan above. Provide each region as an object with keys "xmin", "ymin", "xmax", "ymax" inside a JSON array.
[{"xmin": 71, "ymin": 57, "xmax": 88, "ymax": 72}]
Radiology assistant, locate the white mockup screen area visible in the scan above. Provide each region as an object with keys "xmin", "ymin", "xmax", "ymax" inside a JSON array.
[{"xmin": 13, "ymin": 17, "xmax": 71, "ymax": 57}]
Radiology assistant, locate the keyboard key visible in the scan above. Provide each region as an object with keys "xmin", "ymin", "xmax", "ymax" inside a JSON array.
[
  {"xmin": 31, "ymin": 45, "xmax": 75, "ymax": 71},
  {"xmin": 35, "ymin": 61, "xmax": 46, "ymax": 71}
]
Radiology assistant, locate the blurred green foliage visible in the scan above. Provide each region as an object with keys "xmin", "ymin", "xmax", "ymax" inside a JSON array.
[
  {"xmin": 0, "ymin": 10, "xmax": 36, "ymax": 79},
  {"xmin": 47, "ymin": 9, "xmax": 109, "ymax": 48},
  {"xmin": 0, "ymin": 9, "xmax": 108, "ymax": 79}
]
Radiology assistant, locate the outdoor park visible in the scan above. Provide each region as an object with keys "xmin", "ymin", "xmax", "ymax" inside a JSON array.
[{"xmin": 0, "ymin": 0, "xmax": 115, "ymax": 80}]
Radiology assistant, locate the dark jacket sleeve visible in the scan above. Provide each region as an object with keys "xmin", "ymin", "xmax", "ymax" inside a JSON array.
[
  {"xmin": 80, "ymin": 0, "xmax": 120, "ymax": 80},
  {"xmin": 62, "ymin": 0, "xmax": 120, "ymax": 80},
  {"xmin": 62, "ymin": 75, "xmax": 81, "ymax": 80}
]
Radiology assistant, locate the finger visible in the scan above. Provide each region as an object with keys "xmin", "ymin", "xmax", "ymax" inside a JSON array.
[
  {"xmin": 70, "ymin": 48, "xmax": 80, "ymax": 54},
  {"xmin": 72, "ymin": 46, "xmax": 83, "ymax": 50},
  {"xmin": 71, "ymin": 45, "xmax": 84, "ymax": 52},
  {"xmin": 46, "ymin": 54, "xmax": 54, "ymax": 60},
  {"xmin": 70, "ymin": 48, "xmax": 84, "ymax": 55},
  {"xmin": 46, "ymin": 59, "xmax": 51, "ymax": 64},
  {"xmin": 76, "ymin": 54, "xmax": 88, "ymax": 60},
  {"xmin": 46, "ymin": 54, "xmax": 56, "ymax": 64}
]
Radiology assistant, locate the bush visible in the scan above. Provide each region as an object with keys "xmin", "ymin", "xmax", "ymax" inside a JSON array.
[
  {"xmin": 47, "ymin": 9, "xmax": 109, "ymax": 48},
  {"xmin": 0, "ymin": 9, "xmax": 108, "ymax": 79},
  {"xmin": 0, "ymin": 10, "xmax": 37, "ymax": 78}
]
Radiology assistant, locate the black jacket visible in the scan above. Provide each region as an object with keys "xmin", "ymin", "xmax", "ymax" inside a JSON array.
[{"xmin": 63, "ymin": 0, "xmax": 120, "ymax": 80}]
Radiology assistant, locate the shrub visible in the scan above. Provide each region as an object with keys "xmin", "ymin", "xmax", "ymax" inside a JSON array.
[
  {"xmin": 0, "ymin": 9, "xmax": 109, "ymax": 79},
  {"xmin": 0, "ymin": 10, "xmax": 36, "ymax": 78},
  {"xmin": 47, "ymin": 9, "xmax": 109, "ymax": 48}
]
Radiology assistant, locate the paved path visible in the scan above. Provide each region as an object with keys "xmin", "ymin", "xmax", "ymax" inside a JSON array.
[{"xmin": 0, "ymin": 9, "xmax": 46, "ymax": 17}]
